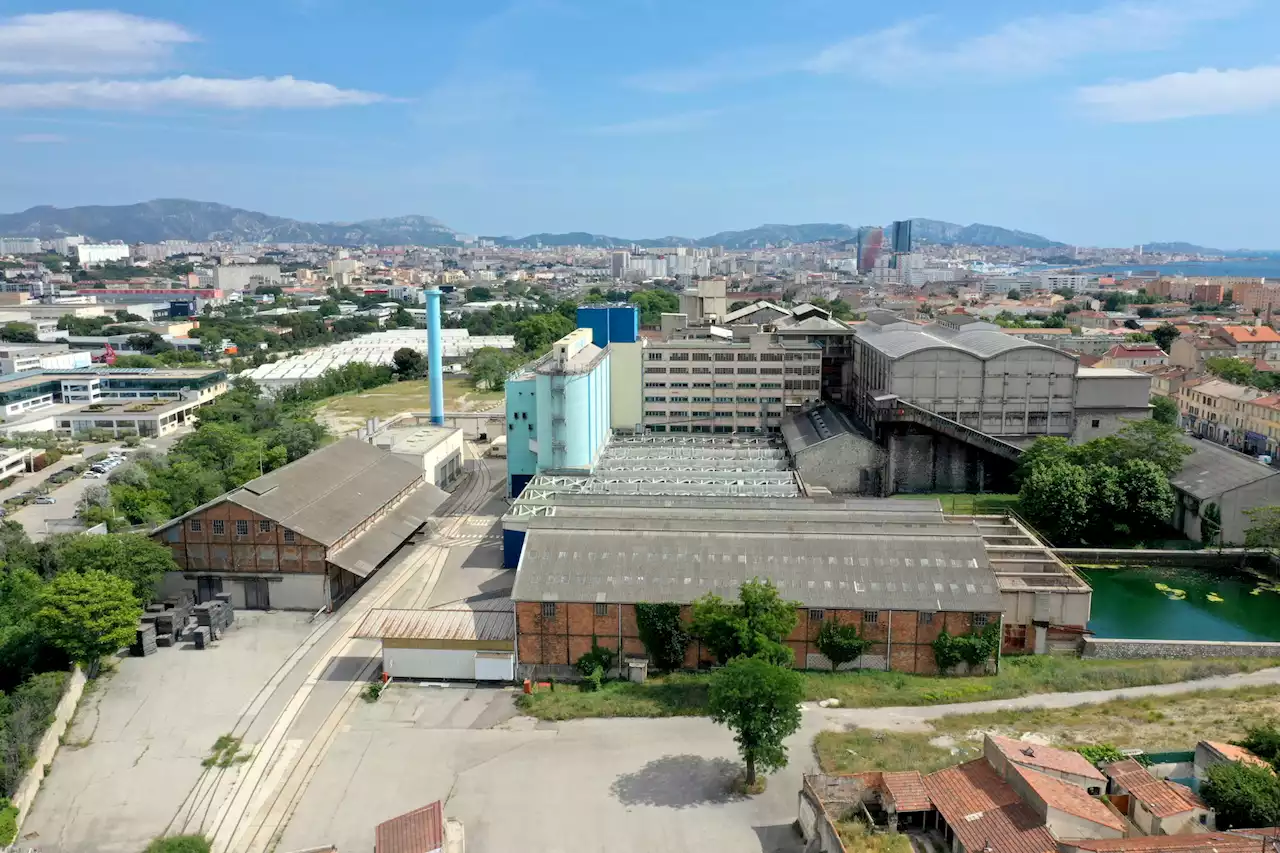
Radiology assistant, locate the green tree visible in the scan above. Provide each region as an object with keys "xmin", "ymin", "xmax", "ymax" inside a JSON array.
[
  {"xmin": 1007, "ymin": 289, "xmax": 1021, "ymax": 300},
  {"xmin": 707, "ymin": 656, "xmax": 804, "ymax": 788},
  {"xmin": 814, "ymin": 619, "xmax": 869, "ymax": 671},
  {"xmin": 628, "ymin": 289, "xmax": 680, "ymax": 325},
  {"xmin": 1015, "ymin": 436, "xmax": 1072, "ymax": 486},
  {"xmin": 465, "ymin": 285, "xmax": 493, "ymax": 302},
  {"xmin": 1201, "ymin": 760, "xmax": 1280, "ymax": 829},
  {"xmin": 514, "ymin": 312, "xmax": 574, "ymax": 354},
  {"xmin": 1120, "ymin": 458, "xmax": 1177, "ymax": 533},
  {"xmin": 111, "ymin": 354, "xmax": 163, "ymax": 368},
  {"xmin": 1019, "ymin": 461, "xmax": 1091, "ymax": 544},
  {"xmin": 1152, "ymin": 324, "xmax": 1180, "ymax": 352},
  {"xmin": 634, "ymin": 602, "xmax": 691, "ymax": 672},
  {"xmin": 1151, "ymin": 395, "xmax": 1178, "ymax": 425},
  {"xmin": 55, "ymin": 533, "xmax": 178, "ymax": 604},
  {"xmin": 392, "ymin": 347, "xmax": 426, "ymax": 378},
  {"xmin": 1236, "ymin": 722, "xmax": 1280, "ymax": 767},
  {"xmin": 1205, "ymin": 357, "xmax": 1257, "ymax": 386},
  {"xmin": 34, "ymin": 570, "xmax": 140, "ymax": 669},
  {"xmin": 690, "ymin": 579, "xmax": 799, "ymax": 666},
  {"xmin": 0, "ymin": 322, "xmax": 38, "ymax": 343},
  {"xmin": 467, "ymin": 346, "xmax": 516, "ymax": 391},
  {"xmin": 1079, "ymin": 419, "xmax": 1192, "ymax": 476}
]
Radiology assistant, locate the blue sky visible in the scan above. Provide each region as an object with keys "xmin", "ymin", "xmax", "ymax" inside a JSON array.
[{"xmin": 1, "ymin": 0, "xmax": 1279, "ymax": 247}]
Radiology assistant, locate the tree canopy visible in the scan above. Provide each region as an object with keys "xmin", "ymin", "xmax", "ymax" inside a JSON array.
[
  {"xmin": 628, "ymin": 289, "xmax": 680, "ymax": 325},
  {"xmin": 707, "ymin": 656, "xmax": 804, "ymax": 787},
  {"xmin": 1202, "ymin": 760, "xmax": 1280, "ymax": 829},
  {"xmin": 35, "ymin": 570, "xmax": 140, "ymax": 668},
  {"xmin": 690, "ymin": 579, "xmax": 800, "ymax": 666}
]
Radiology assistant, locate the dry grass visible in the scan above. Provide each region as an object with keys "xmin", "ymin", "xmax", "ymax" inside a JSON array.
[
  {"xmin": 835, "ymin": 819, "xmax": 914, "ymax": 853},
  {"xmin": 815, "ymin": 684, "xmax": 1280, "ymax": 773},
  {"xmin": 316, "ymin": 377, "xmax": 503, "ymax": 434}
]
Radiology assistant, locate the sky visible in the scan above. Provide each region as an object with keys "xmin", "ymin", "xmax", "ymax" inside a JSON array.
[{"xmin": 1, "ymin": 0, "xmax": 1279, "ymax": 248}]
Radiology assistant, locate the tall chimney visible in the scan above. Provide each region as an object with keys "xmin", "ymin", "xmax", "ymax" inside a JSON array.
[{"xmin": 425, "ymin": 286, "xmax": 444, "ymax": 425}]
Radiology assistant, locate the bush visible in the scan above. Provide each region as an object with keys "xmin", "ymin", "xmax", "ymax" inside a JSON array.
[
  {"xmin": 0, "ymin": 798, "xmax": 17, "ymax": 846},
  {"xmin": 932, "ymin": 624, "xmax": 1000, "ymax": 673},
  {"xmin": 1072, "ymin": 744, "xmax": 1128, "ymax": 765},
  {"xmin": 142, "ymin": 836, "xmax": 213, "ymax": 853},
  {"xmin": 635, "ymin": 602, "xmax": 690, "ymax": 672},
  {"xmin": 815, "ymin": 619, "xmax": 870, "ymax": 671},
  {"xmin": 575, "ymin": 638, "xmax": 616, "ymax": 681},
  {"xmin": 361, "ymin": 682, "xmax": 383, "ymax": 703},
  {"xmin": 1202, "ymin": 759, "xmax": 1280, "ymax": 828},
  {"xmin": 0, "ymin": 670, "xmax": 70, "ymax": 797}
]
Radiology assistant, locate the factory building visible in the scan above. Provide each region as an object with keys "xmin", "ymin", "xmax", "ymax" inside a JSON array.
[
  {"xmin": 504, "ymin": 328, "xmax": 612, "ymax": 497},
  {"xmin": 576, "ymin": 305, "xmax": 642, "ymax": 432}
]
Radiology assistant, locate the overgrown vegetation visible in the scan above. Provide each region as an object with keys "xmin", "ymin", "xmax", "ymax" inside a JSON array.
[
  {"xmin": 1202, "ymin": 760, "xmax": 1280, "ymax": 828},
  {"xmin": 141, "ymin": 835, "xmax": 213, "ymax": 853},
  {"xmin": 634, "ymin": 602, "xmax": 691, "ymax": 673},
  {"xmin": 0, "ymin": 796, "xmax": 17, "ymax": 845},
  {"xmin": 815, "ymin": 619, "xmax": 870, "ymax": 671},
  {"xmin": 931, "ymin": 624, "xmax": 1000, "ymax": 673},
  {"xmin": 201, "ymin": 734, "xmax": 250, "ymax": 768},
  {"xmin": 835, "ymin": 819, "xmax": 913, "ymax": 853},
  {"xmin": 690, "ymin": 579, "xmax": 800, "ymax": 667}
]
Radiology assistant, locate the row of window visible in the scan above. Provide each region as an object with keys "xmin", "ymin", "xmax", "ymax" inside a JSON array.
[
  {"xmin": 646, "ymin": 381, "xmax": 783, "ymax": 390},
  {"xmin": 645, "ymin": 396, "xmax": 784, "ymax": 404},
  {"xmin": 190, "ymin": 518, "xmax": 296, "ymax": 543},
  {"xmin": 538, "ymin": 603, "xmax": 989, "ymax": 628},
  {"xmin": 646, "ymin": 351, "xmax": 812, "ymax": 362}
]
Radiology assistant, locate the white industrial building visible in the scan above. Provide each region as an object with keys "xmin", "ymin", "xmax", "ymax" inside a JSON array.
[
  {"xmin": 240, "ymin": 330, "xmax": 517, "ymax": 392},
  {"xmin": 75, "ymin": 244, "xmax": 131, "ymax": 266}
]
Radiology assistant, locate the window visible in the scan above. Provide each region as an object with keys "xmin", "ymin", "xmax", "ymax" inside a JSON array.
[
  {"xmin": 541, "ymin": 602, "xmax": 557, "ymax": 618},
  {"xmin": 863, "ymin": 611, "xmax": 879, "ymax": 624},
  {"xmin": 973, "ymin": 613, "xmax": 989, "ymax": 628},
  {"xmin": 259, "ymin": 520, "xmax": 272, "ymax": 533},
  {"xmin": 283, "ymin": 530, "xmax": 296, "ymax": 544},
  {"xmin": 1091, "ymin": 419, "xmax": 1101, "ymax": 428},
  {"xmin": 692, "ymin": 352, "xmax": 712, "ymax": 361},
  {"xmin": 594, "ymin": 603, "xmax": 608, "ymax": 617},
  {"xmin": 211, "ymin": 520, "xmax": 225, "ymax": 535},
  {"xmin": 235, "ymin": 519, "xmax": 249, "ymax": 536},
  {"xmin": 809, "ymin": 609, "xmax": 825, "ymax": 622},
  {"xmin": 647, "ymin": 352, "xmax": 664, "ymax": 361},
  {"xmin": 189, "ymin": 520, "xmax": 203, "ymax": 533},
  {"xmin": 918, "ymin": 612, "xmax": 934, "ymax": 625}
]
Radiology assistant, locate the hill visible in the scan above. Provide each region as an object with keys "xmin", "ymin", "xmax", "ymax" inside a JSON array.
[{"xmin": 907, "ymin": 218, "xmax": 1065, "ymax": 249}]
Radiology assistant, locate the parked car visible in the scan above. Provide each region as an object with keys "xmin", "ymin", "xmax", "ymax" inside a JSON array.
[{"xmin": 34, "ymin": 497, "xmax": 55, "ymax": 505}]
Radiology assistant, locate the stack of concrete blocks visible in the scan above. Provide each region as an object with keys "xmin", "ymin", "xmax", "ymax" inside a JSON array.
[
  {"xmin": 192, "ymin": 598, "xmax": 234, "ymax": 648},
  {"xmin": 131, "ymin": 623, "xmax": 157, "ymax": 657}
]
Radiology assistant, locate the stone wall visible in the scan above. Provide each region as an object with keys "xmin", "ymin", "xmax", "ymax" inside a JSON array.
[{"xmin": 1082, "ymin": 637, "xmax": 1280, "ymax": 659}]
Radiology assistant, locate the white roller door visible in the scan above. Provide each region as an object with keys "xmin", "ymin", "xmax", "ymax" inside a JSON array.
[
  {"xmin": 474, "ymin": 652, "xmax": 514, "ymax": 681},
  {"xmin": 383, "ymin": 647, "xmax": 474, "ymax": 680}
]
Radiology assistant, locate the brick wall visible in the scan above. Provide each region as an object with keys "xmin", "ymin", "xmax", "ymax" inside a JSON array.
[
  {"xmin": 155, "ymin": 500, "xmax": 326, "ymax": 574},
  {"xmin": 515, "ymin": 601, "xmax": 1001, "ymax": 675}
]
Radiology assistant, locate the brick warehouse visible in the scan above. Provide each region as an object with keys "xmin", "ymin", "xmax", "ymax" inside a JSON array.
[
  {"xmin": 152, "ymin": 437, "xmax": 448, "ymax": 611},
  {"xmin": 510, "ymin": 514, "xmax": 1004, "ymax": 677}
]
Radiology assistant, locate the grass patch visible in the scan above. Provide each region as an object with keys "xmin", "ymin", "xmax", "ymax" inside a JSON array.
[
  {"xmin": 836, "ymin": 818, "xmax": 914, "ymax": 853},
  {"xmin": 515, "ymin": 673, "xmax": 710, "ymax": 721},
  {"xmin": 201, "ymin": 734, "xmax": 250, "ymax": 768},
  {"xmin": 142, "ymin": 836, "xmax": 212, "ymax": 853},
  {"xmin": 814, "ymin": 684, "xmax": 1280, "ymax": 773},
  {"xmin": 320, "ymin": 377, "xmax": 502, "ymax": 420},
  {"xmin": 891, "ymin": 493, "xmax": 1020, "ymax": 514},
  {"xmin": 516, "ymin": 656, "xmax": 1278, "ymax": 720}
]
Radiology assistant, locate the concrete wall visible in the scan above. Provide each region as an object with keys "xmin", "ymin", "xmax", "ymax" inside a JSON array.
[
  {"xmin": 1219, "ymin": 475, "xmax": 1280, "ymax": 545},
  {"xmin": 1083, "ymin": 637, "xmax": 1280, "ymax": 659},
  {"xmin": 795, "ymin": 432, "xmax": 887, "ymax": 495},
  {"xmin": 11, "ymin": 667, "xmax": 86, "ymax": 838},
  {"xmin": 608, "ymin": 340, "xmax": 643, "ymax": 431},
  {"xmin": 504, "ymin": 376, "xmax": 538, "ymax": 495},
  {"xmin": 157, "ymin": 570, "xmax": 327, "ymax": 611},
  {"xmin": 886, "ymin": 430, "xmax": 1009, "ymax": 493},
  {"xmin": 1072, "ymin": 406, "xmax": 1151, "ymax": 443}
]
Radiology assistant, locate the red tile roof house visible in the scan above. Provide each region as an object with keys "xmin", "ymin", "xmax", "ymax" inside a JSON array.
[
  {"xmin": 1195, "ymin": 740, "xmax": 1274, "ymax": 778},
  {"xmin": 1104, "ymin": 759, "xmax": 1211, "ymax": 836}
]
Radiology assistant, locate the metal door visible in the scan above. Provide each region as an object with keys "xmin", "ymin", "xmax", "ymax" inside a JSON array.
[
  {"xmin": 243, "ymin": 578, "xmax": 270, "ymax": 610},
  {"xmin": 196, "ymin": 575, "xmax": 223, "ymax": 603}
]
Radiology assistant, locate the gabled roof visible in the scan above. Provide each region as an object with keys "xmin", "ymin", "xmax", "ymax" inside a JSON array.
[
  {"xmin": 1065, "ymin": 830, "xmax": 1280, "ymax": 853},
  {"xmin": 925, "ymin": 760, "xmax": 1057, "ymax": 853},
  {"xmin": 1104, "ymin": 759, "xmax": 1205, "ymax": 817},
  {"xmin": 1008, "ymin": 763, "xmax": 1123, "ymax": 831},
  {"xmin": 1220, "ymin": 325, "xmax": 1280, "ymax": 344},
  {"xmin": 988, "ymin": 735, "xmax": 1107, "ymax": 782},
  {"xmin": 1200, "ymin": 740, "xmax": 1274, "ymax": 770},
  {"xmin": 1170, "ymin": 435, "xmax": 1277, "ymax": 500},
  {"xmin": 883, "ymin": 770, "xmax": 932, "ymax": 812}
]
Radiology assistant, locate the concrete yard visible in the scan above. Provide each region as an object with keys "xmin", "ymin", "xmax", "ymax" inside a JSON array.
[
  {"xmin": 19, "ymin": 611, "xmax": 321, "ymax": 853},
  {"xmin": 278, "ymin": 685, "xmax": 812, "ymax": 853}
]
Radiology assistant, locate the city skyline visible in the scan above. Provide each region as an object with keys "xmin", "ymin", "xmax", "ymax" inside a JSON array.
[{"xmin": 2, "ymin": 1, "xmax": 1279, "ymax": 247}]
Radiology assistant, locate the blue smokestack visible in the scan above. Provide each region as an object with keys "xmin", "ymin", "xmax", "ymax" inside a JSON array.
[{"xmin": 425, "ymin": 286, "xmax": 444, "ymax": 425}]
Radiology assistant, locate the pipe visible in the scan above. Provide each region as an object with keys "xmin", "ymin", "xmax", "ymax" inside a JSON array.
[{"xmin": 426, "ymin": 286, "xmax": 444, "ymax": 425}]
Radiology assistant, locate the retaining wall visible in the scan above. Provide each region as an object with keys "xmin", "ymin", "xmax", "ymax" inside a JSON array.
[
  {"xmin": 12, "ymin": 666, "xmax": 86, "ymax": 836},
  {"xmin": 1055, "ymin": 548, "xmax": 1271, "ymax": 571},
  {"xmin": 1082, "ymin": 638, "xmax": 1280, "ymax": 659}
]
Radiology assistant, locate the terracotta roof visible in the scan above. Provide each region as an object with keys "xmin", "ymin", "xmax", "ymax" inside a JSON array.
[
  {"xmin": 375, "ymin": 801, "xmax": 443, "ymax": 853},
  {"xmin": 883, "ymin": 770, "xmax": 932, "ymax": 812},
  {"xmin": 1064, "ymin": 830, "xmax": 1279, "ymax": 853},
  {"xmin": 1202, "ymin": 741, "xmax": 1275, "ymax": 770},
  {"xmin": 1105, "ymin": 760, "xmax": 1204, "ymax": 817},
  {"xmin": 1009, "ymin": 763, "xmax": 1124, "ymax": 831},
  {"xmin": 988, "ymin": 735, "xmax": 1107, "ymax": 782},
  {"xmin": 925, "ymin": 760, "xmax": 1057, "ymax": 853},
  {"xmin": 1077, "ymin": 354, "xmax": 1103, "ymax": 367},
  {"xmin": 1221, "ymin": 325, "xmax": 1280, "ymax": 344}
]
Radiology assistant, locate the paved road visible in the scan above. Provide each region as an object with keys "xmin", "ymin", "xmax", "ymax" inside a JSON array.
[
  {"xmin": 0, "ymin": 442, "xmax": 114, "ymax": 503},
  {"xmin": 808, "ymin": 664, "xmax": 1280, "ymax": 731}
]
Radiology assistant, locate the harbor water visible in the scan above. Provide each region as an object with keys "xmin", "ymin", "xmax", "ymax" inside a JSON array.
[{"xmin": 1080, "ymin": 566, "xmax": 1280, "ymax": 642}]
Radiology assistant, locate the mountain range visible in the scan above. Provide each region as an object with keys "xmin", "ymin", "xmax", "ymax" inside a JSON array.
[{"xmin": 0, "ymin": 198, "xmax": 1224, "ymax": 253}]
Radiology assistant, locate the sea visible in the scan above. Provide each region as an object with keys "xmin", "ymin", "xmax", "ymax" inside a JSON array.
[{"xmin": 1069, "ymin": 259, "xmax": 1280, "ymax": 278}]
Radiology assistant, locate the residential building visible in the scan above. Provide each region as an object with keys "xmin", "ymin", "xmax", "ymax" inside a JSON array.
[
  {"xmin": 152, "ymin": 438, "xmax": 449, "ymax": 611},
  {"xmin": 211, "ymin": 263, "xmax": 281, "ymax": 292},
  {"xmin": 1233, "ymin": 281, "xmax": 1280, "ymax": 315},
  {"xmin": 1214, "ymin": 325, "xmax": 1280, "ymax": 362},
  {"xmin": 0, "ymin": 237, "xmax": 41, "ymax": 255},
  {"xmin": 1192, "ymin": 282, "xmax": 1225, "ymax": 304},
  {"xmin": 74, "ymin": 243, "xmax": 130, "ymax": 267},
  {"xmin": 1178, "ymin": 378, "xmax": 1264, "ymax": 447},
  {"xmin": 1193, "ymin": 740, "xmax": 1273, "ymax": 779},
  {"xmin": 1169, "ymin": 336, "xmax": 1234, "ymax": 375},
  {"xmin": 504, "ymin": 328, "xmax": 611, "ymax": 497},
  {"xmin": 1097, "ymin": 342, "xmax": 1168, "ymax": 369},
  {"xmin": 1067, "ymin": 310, "xmax": 1111, "ymax": 329},
  {"xmin": 1136, "ymin": 365, "xmax": 1192, "ymax": 399},
  {"xmin": 1103, "ymin": 760, "xmax": 1210, "ymax": 836},
  {"xmin": 1168, "ymin": 436, "xmax": 1280, "ymax": 545},
  {"xmin": 1245, "ymin": 393, "xmax": 1280, "ymax": 456}
]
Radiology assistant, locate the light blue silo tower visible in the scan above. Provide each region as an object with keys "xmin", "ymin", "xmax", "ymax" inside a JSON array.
[{"xmin": 425, "ymin": 286, "xmax": 445, "ymax": 425}]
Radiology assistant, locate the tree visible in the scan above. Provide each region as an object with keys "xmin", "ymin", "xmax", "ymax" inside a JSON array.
[
  {"xmin": 112, "ymin": 354, "xmax": 163, "ymax": 369},
  {"xmin": 1007, "ymin": 289, "xmax": 1021, "ymax": 300},
  {"xmin": 1245, "ymin": 506, "xmax": 1280, "ymax": 550},
  {"xmin": 634, "ymin": 602, "xmax": 691, "ymax": 672},
  {"xmin": 628, "ymin": 289, "xmax": 680, "ymax": 325},
  {"xmin": 1015, "ymin": 436, "xmax": 1072, "ymax": 486},
  {"xmin": 1079, "ymin": 419, "xmax": 1191, "ymax": 477},
  {"xmin": 690, "ymin": 579, "xmax": 800, "ymax": 666},
  {"xmin": 1201, "ymin": 760, "xmax": 1280, "ymax": 829},
  {"xmin": 707, "ymin": 656, "xmax": 804, "ymax": 788},
  {"xmin": 127, "ymin": 332, "xmax": 172, "ymax": 355},
  {"xmin": 514, "ymin": 312, "xmax": 574, "ymax": 354},
  {"xmin": 814, "ymin": 619, "xmax": 869, "ymax": 671},
  {"xmin": 467, "ymin": 346, "xmax": 516, "ymax": 391},
  {"xmin": 1236, "ymin": 722, "xmax": 1280, "ymax": 767},
  {"xmin": 0, "ymin": 322, "xmax": 38, "ymax": 343},
  {"xmin": 1018, "ymin": 461, "xmax": 1092, "ymax": 544},
  {"xmin": 392, "ymin": 347, "xmax": 426, "ymax": 378},
  {"xmin": 1136, "ymin": 306, "xmax": 1157, "ymax": 318},
  {"xmin": 1152, "ymin": 324, "xmax": 1180, "ymax": 352},
  {"xmin": 55, "ymin": 533, "xmax": 178, "ymax": 604},
  {"xmin": 465, "ymin": 285, "xmax": 493, "ymax": 302},
  {"xmin": 34, "ymin": 570, "xmax": 140, "ymax": 669},
  {"xmin": 1151, "ymin": 395, "xmax": 1179, "ymax": 425},
  {"xmin": 1205, "ymin": 357, "xmax": 1257, "ymax": 386}
]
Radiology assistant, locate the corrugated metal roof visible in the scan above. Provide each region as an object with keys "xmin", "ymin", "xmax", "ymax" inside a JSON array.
[
  {"xmin": 513, "ymin": 528, "xmax": 1001, "ymax": 611},
  {"xmin": 354, "ymin": 607, "xmax": 515, "ymax": 642},
  {"xmin": 857, "ymin": 326, "xmax": 1057, "ymax": 361},
  {"xmin": 1170, "ymin": 435, "xmax": 1277, "ymax": 500},
  {"xmin": 328, "ymin": 485, "xmax": 449, "ymax": 578},
  {"xmin": 375, "ymin": 801, "xmax": 443, "ymax": 853}
]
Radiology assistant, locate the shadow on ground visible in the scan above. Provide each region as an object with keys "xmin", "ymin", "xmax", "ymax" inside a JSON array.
[
  {"xmin": 754, "ymin": 823, "xmax": 804, "ymax": 853},
  {"xmin": 323, "ymin": 654, "xmax": 376, "ymax": 682},
  {"xmin": 610, "ymin": 754, "xmax": 746, "ymax": 809}
]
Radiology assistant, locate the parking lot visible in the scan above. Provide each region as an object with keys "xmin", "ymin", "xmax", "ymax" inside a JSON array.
[
  {"xmin": 18, "ymin": 612, "xmax": 321, "ymax": 853},
  {"xmin": 277, "ymin": 686, "xmax": 813, "ymax": 853}
]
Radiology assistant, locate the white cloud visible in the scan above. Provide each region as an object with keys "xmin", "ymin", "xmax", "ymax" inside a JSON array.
[
  {"xmin": 0, "ymin": 76, "xmax": 387, "ymax": 110},
  {"xmin": 0, "ymin": 10, "xmax": 196, "ymax": 75},
  {"xmin": 1078, "ymin": 65, "xmax": 1280, "ymax": 121},
  {"xmin": 590, "ymin": 109, "xmax": 722, "ymax": 136},
  {"xmin": 806, "ymin": 0, "xmax": 1248, "ymax": 81},
  {"xmin": 12, "ymin": 132, "xmax": 67, "ymax": 143}
]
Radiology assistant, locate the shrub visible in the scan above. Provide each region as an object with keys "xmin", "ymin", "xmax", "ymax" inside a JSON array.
[
  {"xmin": 584, "ymin": 665, "xmax": 604, "ymax": 692},
  {"xmin": 1202, "ymin": 760, "xmax": 1280, "ymax": 828},
  {"xmin": 361, "ymin": 682, "xmax": 383, "ymax": 703},
  {"xmin": 142, "ymin": 836, "xmax": 213, "ymax": 853},
  {"xmin": 0, "ymin": 798, "xmax": 17, "ymax": 846},
  {"xmin": 1072, "ymin": 744, "xmax": 1128, "ymax": 765},
  {"xmin": 0, "ymin": 671, "xmax": 69, "ymax": 797},
  {"xmin": 575, "ymin": 637, "xmax": 616, "ymax": 680},
  {"xmin": 815, "ymin": 619, "xmax": 870, "ymax": 671},
  {"xmin": 635, "ymin": 602, "xmax": 690, "ymax": 672},
  {"xmin": 932, "ymin": 624, "xmax": 1000, "ymax": 673}
]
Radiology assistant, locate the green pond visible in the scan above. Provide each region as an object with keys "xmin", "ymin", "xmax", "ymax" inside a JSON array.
[{"xmin": 1080, "ymin": 566, "xmax": 1280, "ymax": 642}]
